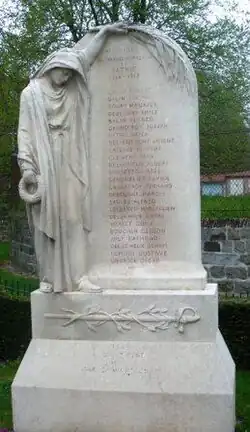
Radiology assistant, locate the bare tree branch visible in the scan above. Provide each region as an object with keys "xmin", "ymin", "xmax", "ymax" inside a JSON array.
[
  {"xmin": 112, "ymin": 0, "xmax": 120, "ymax": 21},
  {"xmin": 98, "ymin": 1, "xmax": 113, "ymax": 22},
  {"xmin": 88, "ymin": 0, "xmax": 100, "ymax": 25},
  {"xmin": 79, "ymin": 0, "xmax": 88, "ymax": 36}
]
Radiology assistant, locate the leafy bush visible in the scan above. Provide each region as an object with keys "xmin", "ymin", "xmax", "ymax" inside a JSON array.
[
  {"xmin": 219, "ymin": 299, "xmax": 250, "ymax": 370},
  {"xmin": 0, "ymin": 243, "xmax": 10, "ymax": 264},
  {"xmin": 0, "ymin": 290, "xmax": 31, "ymax": 362}
]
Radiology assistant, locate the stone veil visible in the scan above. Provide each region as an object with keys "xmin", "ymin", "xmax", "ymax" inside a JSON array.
[{"xmin": 18, "ymin": 48, "xmax": 91, "ymax": 293}]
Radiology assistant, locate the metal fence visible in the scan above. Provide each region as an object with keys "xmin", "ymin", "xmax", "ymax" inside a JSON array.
[
  {"xmin": 201, "ymin": 173, "xmax": 250, "ymax": 197},
  {"xmin": 0, "ymin": 149, "xmax": 20, "ymax": 242},
  {"xmin": 0, "ymin": 274, "xmax": 249, "ymax": 300},
  {"xmin": 219, "ymin": 291, "xmax": 250, "ymax": 300},
  {"xmin": 0, "ymin": 151, "xmax": 12, "ymax": 225},
  {"xmin": 0, "ymin": 275, "xmax": 39, "ymax": 298}
]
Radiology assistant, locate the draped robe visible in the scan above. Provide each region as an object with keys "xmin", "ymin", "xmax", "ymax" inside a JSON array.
[{"xmin": 18, "ymin": 49, "xmax": 91, "ymax": 292}]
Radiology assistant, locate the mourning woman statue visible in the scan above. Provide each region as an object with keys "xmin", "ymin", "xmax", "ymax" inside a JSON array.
[{"xmin": 17, "ymin": 23, "xmax": 127, "ymax": 293}]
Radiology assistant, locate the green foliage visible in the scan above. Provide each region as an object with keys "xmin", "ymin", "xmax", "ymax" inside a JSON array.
[
  {"xmin": 0, "ymin": 242, "xmax": 38, "ymax": 301},
  {"xmin": 0, "ymin": 0, "xmax": 250, "ymax": 174},
  {"xmin": 0, "ymin": 265, "xmax": 38, "ymax": 301},
  {"xmin": 0, "ymin": 360, "xmax": 20, "ymax": 429},
  {"xmin": 219, "ymin": 299, "xmax": 250, "ymax": 370},
  {"xmin": 0, "ymin": 380, "xmax": 12, "ymax": 428},
  {"xmin": 199, "ymin": 73, "xmax": 250, "ymax": 174},
  {"xmin": 0, "ymin": 291, "xmax": 31, "ymax": 362},
  {"xmin": 201, "ymin": 196, "xmax": 250, "ymax": 220},
  {"xmin": 236, "ymin": 371, "xmax": 250, "ymax": 431},
  {"xmin": 0, "ymin": 243, "xmax": 10, "ymax": 264}
]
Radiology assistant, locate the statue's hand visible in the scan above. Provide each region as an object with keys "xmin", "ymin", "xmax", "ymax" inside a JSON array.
[
  {"xmin": 22, "ymin": 170, "xmax": 37, "ymax": 187},
  {"xmin": 89, "ymin": 22, "xmax": 128, "ymax": 35},
  {"xmin": 106, "ymin": 22, "xmax": 128, "ymax": 34}
]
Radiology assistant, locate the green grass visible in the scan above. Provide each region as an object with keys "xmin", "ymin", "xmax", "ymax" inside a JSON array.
[
  {"xmin": 201, "ymin": 195, "xmax": 250, "ymax": 220},
  {"xmin": 0, "ymin": 361, "xmax": 20, "ymax": 429},
  {"xmin": 0, "ymin": 266, "xmax": 38, "ymax": 299},
  {"xmin": 0, "ymin": 242, "xmax": 10, "ymax": 264},
  {"xmin": 0, "ymin": 267, "xmax": 38, "ymax": 286},
  {"xmin": 0, "ymin": 362, "xmax": 250, "ymax": 430},
  {"xmin": 236, "ymin": 371, "xmax": 250, "ymax": 431},
  {"xmin": 0, "ymin": 273, "xmax": 38, "ymax": 300}
]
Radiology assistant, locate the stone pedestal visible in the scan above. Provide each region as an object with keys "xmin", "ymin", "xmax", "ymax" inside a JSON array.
[{"xmin": 12, "ymin": 284, "xmax": 235, "ymax": 432}]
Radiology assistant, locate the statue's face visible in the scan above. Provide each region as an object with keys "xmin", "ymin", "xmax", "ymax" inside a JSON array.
[{"xmin": 49, "ymin": 67, "xmax": 73, "ymax": 87}]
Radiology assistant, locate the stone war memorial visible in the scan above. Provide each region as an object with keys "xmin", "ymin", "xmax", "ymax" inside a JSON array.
[{"xmin": 12, "ymin": 22, "xmax": 235, "ymax": 432}]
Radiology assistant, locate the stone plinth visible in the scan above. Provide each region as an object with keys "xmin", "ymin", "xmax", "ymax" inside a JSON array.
[
  {"xmin": 31, "ymin": 285, "xmax": 218, "ymax": 342},
  {"xmin": 12, "ymin": 331, "xmax": 234, "ymax": 432},
  {"xmin": 12, "ymin": 284, "xmax": 235, "ymax": 432}
]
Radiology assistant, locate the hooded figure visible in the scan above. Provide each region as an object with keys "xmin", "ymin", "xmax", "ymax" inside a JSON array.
[
  {"xmin": 17, "ymin": 23, "xmax": 139, "ymax": 293},
  {"xmin": 18, "ymin": 47, "xmax": 93, "ymax": 293}
]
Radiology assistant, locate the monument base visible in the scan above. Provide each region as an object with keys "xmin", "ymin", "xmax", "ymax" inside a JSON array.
[
  {"xmin": 12, "ymin": 332, "xmax": 235, "ymax": 432},
  {"xmin": 31, "ymin": 284, "xmax": 218, "ymax": 341},
  {"xmin": 87, "ymin": 261, "xmax": 207, "ymax": 290}
]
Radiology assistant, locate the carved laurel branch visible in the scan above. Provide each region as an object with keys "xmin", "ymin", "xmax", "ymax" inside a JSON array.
[{"xmin": 44, "ymin": 305, "xmax": 200, "ymax": 334}]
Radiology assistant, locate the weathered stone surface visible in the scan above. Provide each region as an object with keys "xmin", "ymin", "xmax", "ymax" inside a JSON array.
[
  {"xmin": 221, "ymin": 240, "xmax": 233, "ymax": 253},
  {"xmin": 12, "ymin": 334, "xmax": 235, "ymax": 432},
  {"xmin": 31, "ymin": 285, "xmax": 218, "ymax": 342},
  {"xmin": 218, "ymin": 280, "xmax": 234, "ymax": 292},
  {"xmin": 227, "ymin": 227, "xmax": 241, "ymax": 240},
  {"xmin": 11, "ymin": 215, "xmax": 36, "ymax": 273},
  {"xmin": 241, "ymin": 254, "xmax": 250, "ymax": 265},
  {"xmin": 75, "ymin": 26, "xmax": 207, "ymax": 291},
  {"xmin": 26, "ymin": 262, "xmax": 37, "ymax": 274},
  {"xmin": 0, "ymin": 217, "xmax": 9, "ymax": 242},
  {"xmin": 225, "ymin": 265, "xmax": 248, "ymax": 280},
  {"xmin": 239, "ymin": 228, "xmax": 250, "ymax": 239},
  {"xmin": 245, "ymin": 239, "xmax": 250, "ymax": 253},
  {"xmin": 204, "ymin": 241, "xmax": 220, "ymax": 252},
  {"xmin": 210, "ymin": 231, "xmax": 226, "ymax": 241},
  {"xmin": 210, "ymin": 266, "xmax": 225, "ymax": 279},
  {"xmin": 201, "ymin": 227, "xmax": 211, "ymax": 242},
  {"xmin": 203, "ymin": 265, "xmax": 211, "ymax": 277},
  {"xmin": 234, "ymin": 279, "xmax": 250, "ymax": 293},
  {"xmin": 70, "ymin": 26, "xmax": 209, "ymax": 289},
  {"xmin": 202, "ymin": 252, "xmax": 240, "ymax": 266},
  {"xmin": 22, "ymin": 244, "xmax": 34, "ymax": 255},
  {"xmin": 211, "ymin": 227, "xmax": 227, "ymax": 238},
  {"xmin": 234, "ymin": 240, "xmax": 246, "ymax": 254}
]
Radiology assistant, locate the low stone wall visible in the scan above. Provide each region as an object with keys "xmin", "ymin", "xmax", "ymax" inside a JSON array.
[
  {"xmin": 8, "ymin": 214, "xmax": 250, "ymax": 293},
  {"xmin": 0, "ymin": 217, "xmax": 9, "ymax": 242},
  {"xmin": 9, "ymin": 153, "xmax": 37, "ymax": 274},
  {"xmin": 202, "ymin": 223, "xmax": 250, "ymax": 293},
  {"xmin": 11, "ymin": 216, "xmax": 37, "ymax": 274}
]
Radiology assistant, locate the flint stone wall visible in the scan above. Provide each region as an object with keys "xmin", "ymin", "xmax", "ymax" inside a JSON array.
[
  {"xmin": 0, "ymin": 217, "xmax": 9, "ymax": 242},
  {"xmin": 11, "ymin": 215, "xmax": 36, "ymax": 274},
  {"xmin": 202, "ymin": 221, "xmax": 250, "ymax": 293},
  {"xmin": 9, "ymin": 217, "xmax": 250, "ymax": 293}
]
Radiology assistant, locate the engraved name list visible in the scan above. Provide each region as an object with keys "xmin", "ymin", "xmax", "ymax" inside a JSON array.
[{"xmin": 102, "ymin": 42, "xmax": 176, "ymax": 266}]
